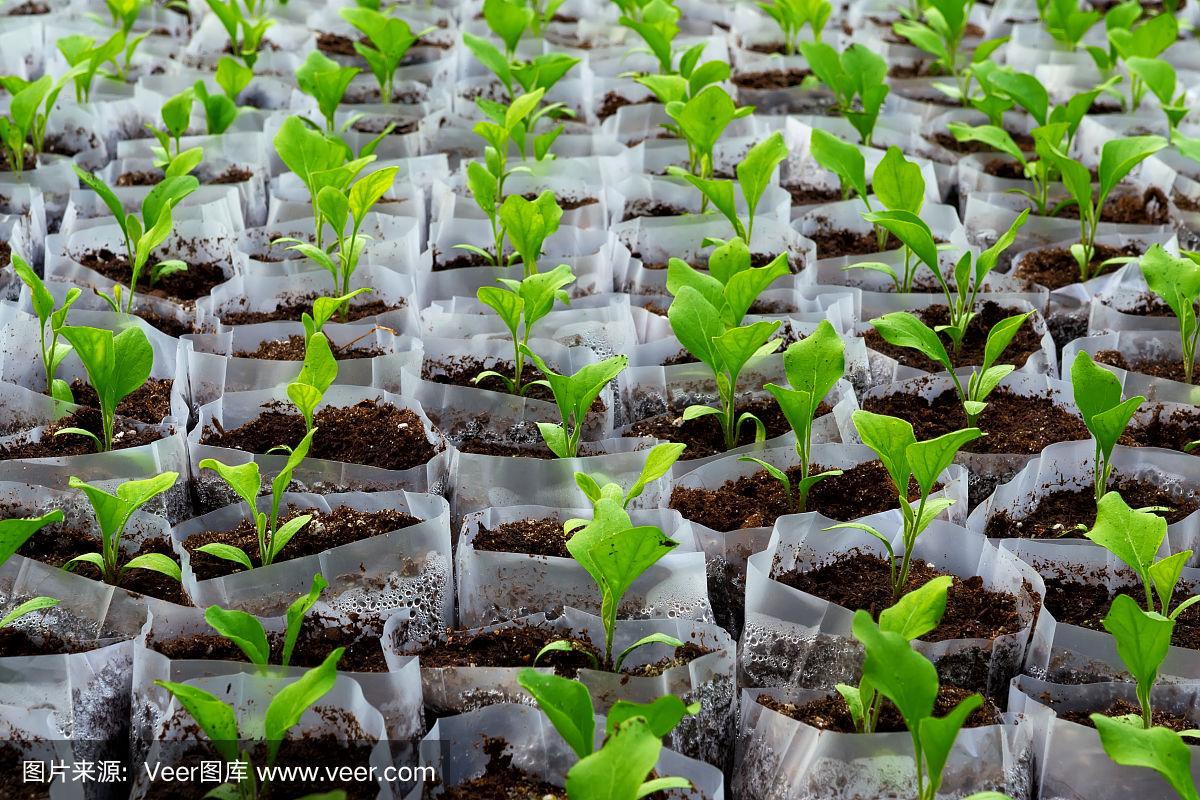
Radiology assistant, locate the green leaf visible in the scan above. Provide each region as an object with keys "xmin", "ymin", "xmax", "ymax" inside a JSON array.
[
  {"xmin": 1084, "ymin": 492, "xmax": 1166, "ymax": 597},
  {"xmin": 205, "ymin": 605, "xmax": 271, "ymax": 666},
  {"xmin": 269, "ymin": 514, "xmax": 312, "ymax": 562},
  {"xmin": 948, "ymin": 123, "xmax": 1026, "ymax": 165},
  {"xmin": 199, "ymin": 459, "xmax": 261, "ymax": 515},
  {"xmin": 0, "ymin": 511, "xmax": 64, "ymax": 566},
  {"xmin": 500, "ymin": 191, "xmax": 563, "ymax": 272},
  {"xmin": 871, "ymin": 312, "xmax": 953, "ymax": 372},
  {"xmin": 566, "ymin": 717, "xmax": 664, "ymax": 800},
  {"xmin": 348, "ymin": 166, "xmax": 399, "ymax": 225},
  {"xmin": 613, "ymin": 632, "xmax": 685, "ymax": 673},
  {"xmin": 851, "ymin": 410, "xmax": 916, "ymax": 495},
  {"xmin": 712, "ymin": 321, "xmax": 781, "ymax": 385},
  {"xmin": 70, "ymin": 472, "xmax": 177, "ymax": 548},
  {"xmin": 1097, "ymin": 135, "xmax": 1168, "ymax": 202},
  {"xmin": 810, "ymin": 128, "xmax": 867, "ymax": 200},
  {"xmin": 605, "ymin": 694, "xmax": 698, "ymax": 739},
  {"xmin": 0, "ymin": 596, "xmax": 59, "ymax": 628},
  {"xmin": 283, "ymin": 573, "xmax": 328, "ymax": 667},
  {"xmin": 264, "ymin": 648, "xmax": 344, "ymax": 765},
  {"xmin": 287, "ymin": 333, "xmax": 338, "ymax": 429},
  {"xmin": 154, "ymin": 680, "xmax": 239, "ymax": 763},
  {"xmin": 195, "ymin": 543, "xmax": 254, "ymax": 571},
  {"xmin": 918, "ymin": 692, "xmax": 985, "ymax": 798},
  {"xmin": 296, "ymin": 50, "xmax": 360, "ymax": 130},
  {"xmin": 124, "ymin": 552, "xmax": 182, "ymax": 581},
  {"xmin": 516, "ymin": 668, "xmax": 595, "ymax": 758},
  {"xmin": 1151, "ymin": 552, "xmax": 1191, "ymax": 618},
  {"xmin": 625, "ymin": 443, "xmax": 686, "ymax": 506},
  {"xmin": 585, "ymin": 526, "xmax": 678, "ymax": 648},
  {"xmin": 879, "ymin": 575, "xmax": 953, "ymax": 640},
  {"xmin": 871, "ymin": 146, "xmax": 924, "ymax": 214},
  {"xmin": 1103, "ymin": 594, "xmax": 1174, "ymax": 721},
  {"xmin": 665, "ymin": 84, "xmax": 740, "ymax": 160},
  {"xmin": 667, "ymin": 286, "xmax": 724, "ymax": 373},
  {"xmin": 860, "ymin": 210, "xmax": 939, "ymax": 270},
  {"xmin": 1092, "ymin": 716, "xmax": 1200, "ymax": 800},
  {"xmin": 737, "ymin": 132, "xmax": 788, "ymax": 232},
  {"xmin": 976, "ymin": 210, "xmax": 1030, "ymax": 284},
  {"xmin": 852, "ymin": 610, "xmax": 938, "ymax": 725},
  {"xmin": 906, "ymin": 428, "xmax": 981, "ymax": 497}
]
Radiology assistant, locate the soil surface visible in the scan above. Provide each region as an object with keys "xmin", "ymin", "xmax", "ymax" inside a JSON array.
[
  {"xmin": 1095, "ymin": 350, "xmax": 1198, "ymax": 385},
  {"xmin": 201, "ymin": 400, "xmax": 440, "ymax": 470},
  {"xmin": 235, "ymin": 335, "xmax": 384, "ymax": 361},
  {"xmin": 758, "ymin": 683, "xmax": 1001, "ymax": 732},
  {"xmin": 731, "ymin": 67, "xmax": 810, "ymax": 90},
  {"xmin": 0, "ymin": 625, "xmax": 92, "ymax": 657},
  {"xmin": 622, "ymin": 198, "xmax": 689, "ymax": 220},
  {"xmin": 0, "ymin": 407, "xmax": 163, "ymax": 459},
  {"xmin": 625, "ymin": 397, "xmax": 802, "ymax": 460},
  {"xmin": 133, "ymin": 309, "xmax": 194, "ymax": 338},
  {"xmin": 785, "ymin": 184, "xmax": 845, "ymax": 206},
  {"xmin": 416, "ymin": 623, "xmax": 601, "ymax": 676},
  {"xmin": 76, "ymin": 248, "xmax": 227, "ymax": 304},
  {"xmin": 1060, "ymin": 697, "xmax": 1197, "ymax": 734},
  {"xmin": 930, "ymin": 129, "xmax": 1034, "ymax": 154},
  {"xmin": 808, "ymin": 228, "xmax": 901, "ymax": 259},
  {"xmin": 864, "ymin": 302, "xmax": 1043, "ymax": 371},
  {"xmin": 439, "ymin": 738, "xmax": 564, "ymax": 800},
  {"xmin": 1127, "ymin": 404, "xmax": 1200, "ymax": 453},
  {"xmin": 183, "ymin": 505, "xmax": 421, "ymax": 580},
  {"xmin": 473, "ymin": 516, "xmax": 570, "ymax": 558},
  {"xmin": 983, "ymin": 477, "xmax": 1199, "ymax": 540},
  {"xmin": 863, "ymin": 387, "xmax": 1090, "ymax": 454},
  {"xmin": 149, "ymin": 619, "xmax": 390, "ymax": 672},
  {"xmin": 777, "ymin": 552, "xmax": 1024, "ymax": 642},
  {"xmin": 218, "ymin": 297, "xmax": 402, "ymax": 326},
  {"xmin": 68, "ymin": 377, "xmax": 174, "ymax": 423},
  {"xmin": 670, "ymin": 460, "xmax": 930, "ymax": 532},
  {"xmin": 1013, "ymin": 243, "xmax": 1142, "ymax": 291},
  {"xmin": 422, "ymin": 357, "xmax": 607, "ymax": 410},
  {"xmin": 1050, "ymin": 187, "xmax": 1170, "ymax": 225},
  {"xmin": 1042, "ymin": 576, "xmax": 1200, "ymax": 651}
]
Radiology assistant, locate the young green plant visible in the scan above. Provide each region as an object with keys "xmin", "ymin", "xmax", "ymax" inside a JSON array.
[
  {"xmin": 573, "ymin": 442, "xmax": 687, "ymax": 514},
  {"xmin": 204, "ymin": 573, "xmax": 329, "ymax": 669},
  {"xmin": 1139, "ymin": 245, "xmax": 1200, "ymax": 385},
  {"xmin": 1070, "ymin": 351, "xmax": 1145, "ymax": 501},
  {"xmin": 758, "ymin": 0, "xmax": 831, "ymax": 53},
  {"xmin": 193, "ymin": 57, "xmax": 254, "ymax": 135},
  {"xmin": 796, "ymin": 42, "xmax": 889, "ymax": 145},
  {"xmin": 64, "ymin": 472, "xmax": 181, "ymax": 587},
  {"xmin": 664, "ymin": 85, "xmax": 754, "ymax": 185},
  {"xmin": 517, "ymin": 668, "xmax": 698, "ymax": 800},
  {"xmin": 0, "ymin": 70, "xmax": 81, "ymax": 176},
  {"xmin": 520, "ymin": 348, "xmax": 628, "ymax": 458},
  {"xmin": 72, "ymin": 166, "xmax": 198, "ymax": 312},
  {"xmin": 197, "ymin": 427, "xmax": 318, "ymax": 571},
  {"xmin": 206, "ymin": 0, "xmax": 274, "ymax": 70},
  {"xmin": 340, "ymin": 6, "xmax": 435, "ymax": 103},
  {"xmin": 148, "ymin": 87, "xmax": 203, "ymax": 178},
  {"xmin": 0, "ymin": 511, "xmax": 67, "ymax": 629},
  {"xmin": 53, "ymin": 325, "xmax": 154, "ymax": 452},
  {"xmin": 10, "ymin": 252, "xmax": 81, "ymax": 403},
  {"xmin": 56, "ymin": 33, "xmax": 125, "ymax": 103},
  {"xmin": 739, "ymin": 320, "xmax": 845, "ymax": 514},
  {"xmin": 827, "ymin": 410, "xmax": 981, "ymax": 602},
  {"xmin": 296, "ymin": 50, "xmax": 360, "ymax": 135},
  {"xmin": 287, "ymin": 334, "xmax": 338, "ymax": 438}
]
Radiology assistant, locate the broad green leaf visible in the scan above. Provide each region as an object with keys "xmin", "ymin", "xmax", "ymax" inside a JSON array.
[
  {"xmin": 667, "ymin": 287, "xmax": 724, "ymax": 372},
  {"xmin": 348, "ymin": 166, "xmax": 399, "ymax": 224},
  {"xmin": 852, "ymin": 610, "xmax": 938, "ymax": 725},
  {"xmin": 205, "ymin": 605, "xmax": 271, "ymax": 666},
  {"xmin": 283, "ymin": 573, "xmax": 329, "ymax": 667},
  {"xmin": 566, "ymin": 717, "xmax": 662, "ymax": 800},
  {"xmin": 1097, "ymin": 135, "xmax": 1168, "ymax": 201},
  {"xmin": 871, "ymin": 146, "xmax": 924, "ymax": 214},
  {"xmin": 1103, "ymin": 594, "xmax": 1174, "ymax": 721},
  {"xmin": 194, "ymin": 543, "xmax": 254, "ymax": 571},
  {"xmin": 905, "ymin": 427, "xmax": 981, "ymax": 496},
  {"xmin": 605, "ymin": 694, "xmax": 698, "ymax": 739},
  {"xmin": 861, "ymin": 210, "xmax": 939, "ymax": 270},
  {"xmin": 517, "ymin": 668, "xmax": 595, "ymax": 758},
  {"xmin": 1084, "ymin": 492, "xmax": 1166, "ymax": 593},
  {"xmin": 154, "ymin": 680, "xmax": 240, "ymax": 762},
  {"xmin": 0, "ymin": 596, "xmax": 59, "ymax": 628},
  {"xmin": 0, "ymin": 511, "xmax": 64, "ymax": 565},
  {"xmin": 871, "ymin": 312, "xmax": 953, "ymax": 372},
  {"xmin": 1092, "ymin": 716, "xmax": 1200, "ymax": 800},
  {"xmin": 625, "ymin": 443, "xmax": 686, "ymax": 506},
  {"xmin": 810, "ymin": 128, "xmax": 867, "ymax": 200},
  {"xmin": 199, "ymin": 459, "xmax": 261, "ymax": 515},
  {"xmin": 264, "ymin": 648, "xmax": 343, "ymax": 764},
  {"xmin": 851, "ymin": 410, "xmax": 916, "ymax": 494},
  {"xmin": 879, "ymin": 575, "xmax": 953, "ymax": 640},
  {"xmin": 123, "ymin": 552, "xmax": 181, "ymax": 581},
  {"xmin": 918, "ymin": 693, "xmax": 986, "ymax": 798}
]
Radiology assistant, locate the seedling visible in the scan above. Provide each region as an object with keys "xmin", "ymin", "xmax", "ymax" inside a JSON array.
[
  {"xmin": 894, "ymin": 0, "xmax": 1006, "ymax": 104},
  {"xmin": 1092, "ymin": 713, "xmax": 1200, "ymax": 800},
  {"xmin": 72, "ymin": 166, "xmax": 198, "ymax": 313},
  {"xmin": 147, "ymin": 87, "xmax": 204, "ymax": 178},
  {"xmin": 0, "ymin": 511, "xmax": 66, "ymax": 628},
  {"xmin": 300, "ymin": 289, "xmax": 374, "ymax": 341},
  {"xmin": 520, "ymin": 348, "xmax": 628, "ymax": 458},
  {"xmin": 499, "ymin": 191, "xmax": 563, "ymax": 277},
  {"xmin": 155, "ymin": 649, "xmax": 344, "ymax": 800},
  {"xmin": 843, "ymin": 609, "xmax": 986, "ymax": 800},
  {"xmin": 1139, "ymin": 245, "xmax": 1200, "ymax": 385},
  {"xmin": 1127, "ymin": 57, "xmax": 1188, "ymax": 138},
  {"xmin": 809, "ymin": 129, "xmax": 868, "ymax": 203},
  {"xmin": 53, "ymin": 325, "xmax": 154, "ymax": 453},
  {"xmin": 827, "ymin": 410, "xmax": 981, "ymax": 601},
  {"xmin": 835, "ymin": 575, "xmax": 953, "ymax": 732},
  {"xmin": 758, "ymin": 0, "xmax": 831, "ymax": 53},
  {"xmin": 206, "ymin": 0, "xmax": 274, "ymax": 70},
  {"xmin": 634, "ymin": 38, "xmax": 730, "ymax": 109},
  {"xmin": 667, "ymin": 237, "xmax": 791, "ymax": 450},
  {"xmin": 0, "ymin": 71, "xmax": 80, "ymax": 176},
  {"xmin": 1088, "ymin": 10, "xmax": 1177, "ymax": 112},
  {"xmin": 573, "ymin": 442, "xmax": 687, "ymax": 513},
  {"xmin": 475, "ymin": 263, "xmax": 575, "ymax": 395},
  {"xmin": 1046, "ymin": 135, "xmax": 1168, "ymax": 280},
  {"xmin": 205, "ymin": 573, "xmax": 329, "ymax": 669},
  {"xmin": 664, "ymin": 85, "xmax": 754, "ymax": 185},
  {"xmin": 1070, "ymin": 351, "xmax": 1145, "ymax": 501},
  {"xmin": 296, "ymin": 50, "xmax": 359, "ymax": 135},
  {"xmin": 64, "ymin": 472, "xmax": 181, "ymax": 587},
  {"xmin": 56, "ymin": 33, "xmax": 125, "ymax": 102},
  {"xmin": 739, "ymin": 320, "xmax": 845, "ymax": 514},
  {"xmin": 518, "ymin": 669, "xmax": 697, "ymax": 799},
  {"xmin": 796, "ymin": 42, "xmax": 888, "ymax": 145},
  {"xmin": 287, "ymin": 335, "xmax": 337, "ymax": 437},
  {"xmin": 620, "ymin": 0, "xmax": 685, "ymax": 75},
  {"xmin": 197, "ymin": 428, "xmax": 318, "ymax": 571},
  {"xmin": 1039, "ymin": 0, "xmax": 1101, "ymax": 50},
  {"xmin": 666, "ymin": 131, "xmax": 787, "ymax": 241},
  {"xmin": 340, "ymin": 6, "xmax": 435, "ymax": 103},
  {"xmin": 539, "ymin": 493, "xmax": 682, "ymax": 669},
  {"xmin": 464, "ymin": 17, "xmax": 580, "ymax": 103},
  {"xmin": 10, "ymin": 252, "xmax": 81, "ymax": 403},
  {"xmin": 193, "ymin": 57, "xmax": 254, "ymax": 135}
]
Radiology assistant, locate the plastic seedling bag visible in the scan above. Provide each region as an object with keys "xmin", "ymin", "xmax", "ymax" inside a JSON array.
[
  {"xmin": 1088, "ymin": 260, "xmax": 1185, "ymax": 335},
  {"xmin": 61, "ymin": 177, "xmax": 246, "ymax": 238},
  {"xmin": 174, "ymin": 489, "xmax": 451, "ymax": 620},
  {"xmin": 741, "ymin": 511, "xmax": 1046, "ymax": 700},
  {"xmin": 734, "ymin": 686, "xmax": 1035, "ymax": 800},
  {"xmin": 432, "ymin": 172, "xmax": 623, "ymax": 232},
  {"xmin": 455, "ymin": 505, "xmax": 710, "ymax": 626},
  {"xmin": 0, "ymin": 705, "xmax": 85, "ymax": 799},
  {"xmin": 0, "ymin": 161, "xmax": 87, "ymax": 232},
  {"xmin": 674, "ymin": 442, "xmax": 967, "ymax": 636},
  {"xmin": 1009, "ymin": 675, "xmax": 1200, "ymax": 800},
  {"xmin": 1062, "ymin": 331, "xmax": 1200, "ymax": 406},
  {"xmin": 411, "ymin": 702, "xmax": 723, "ymax": 800}
]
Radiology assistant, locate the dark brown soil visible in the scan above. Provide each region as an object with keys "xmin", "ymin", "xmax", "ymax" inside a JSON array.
[
  {"xmin": 0, "ymin": 625, "xmax": 92, "ymax": 657},
  {"xmin": 808, "ymin": 227, "xmax": 901, "ymax": 259},
  {"xmin": 1106, "ymin": 293, "xmax": 1173, "ymax": 317},
  {"xmin": 1095, "ymin": 350, "xmax": 1197, "ymax": 385},
  {"xmin": 1013, "ymin": 243, "xmax": 1142, "ymax": 291},
  {"xmin": 151, "ymin": 619, "xmax": 389, "ymax": 672},
  {"xmin": 731, "ymin": 67, "xmax": 811, "ymax": 90},
  {"xmin": 235, "ymin": 335, "xmax": 384, "ymax": 361},
  {"xmin": 440, "ymin": 738, "xmax": 564, "ymax": 800},
  {"xmin": 208, "ymin": 165, "xmax": 254, "ymax": 184},
  {"xmin": 865, "ymin": 302, "xmax": 1043, "ymax": 371},
  {"xmin": 76, "ymin": 248, "xmax": 227, "ymax": 304},
  {"xmin": 0, "ymin": 407, "xmax": 163, "ymax": 459},
  {"xmin": 350, "ymin": 116, "xmax": 418, "ymax": 135},
  {"xmin": 1174, "ymin": 191, "xmax": 1200, "ymax": 213},
  {"xmin": 417, "ymin": 623, "xmax": 600, "ymax": 676},
  {"xmin": 1128, "ymin": 404, "xmax": 1200, "ymax": 453},
  {"xmin": 621, "ymin": 641, "xmax": 711, "ymax": 677},
  {"xmin": 184, "ymin": 505, "xmax": 421, "ymax": 580},
  {"xmin": 17, "ymin": 519, "xmax": 188, "ymax": 604},
  {"xmin": 218, "ymin": 297, "xmax": 402, "ymax": 326},
  {"xmin": 473, "ymin": 517, "xmax": 569, "ymax": 558},
  {"xmin": 621, "ymin": 199, "xmax": 689, "ymax": 220},
  {"xmin": 597, "ymin": 91, "xmax": 653, "ymax": 121},
  {"xmin": 1052, "ymin": 187, "xmax": 1170, "ymax": 225},
  {"xmin": 0, "ymin": 741, "xmax": 59, "ymax": 800},
  {"xmin": 785, "ymin": 184, "xmax": 845, "ymax": 206},
  {"xmin": 6, "ymin": 0, "xmax": 49, "ymax": 14},
  {"xmin": 421, "ymin": 356, "xmax": 608, "ymax": 411},
  {"xmin": 624, "ymin": 397, "xmax": 800, "ymax": 460},
  {"xmin": 0, "ymin": 242, "xmax": 9, "ymax": 268},
  {"xmin": 201, "ymin": 400, "xmax": 440, "ymax": 470},
  {"xmin": 777, "ymin": 553, "xmax": 1024, "ymax": 641},
  {"xmin": 758, "ymin": 683, "xmax": 1001, "ymax": 732},
  {"xmin": 1061, "ymin": 697, "xmax": 1197, "ymax": 733},
  {"xmin": 863, "ymin": 387, "xmax": 1090, "ymax": 454},
  {"xmin": 520, "ymin": 192, "xmax": 597, "ymax": 211},
  {"xmin": 930, "ymin": 129, "xmax": 1034, "ymax": 154},
  {"xmin": 670, "ymin": 460, "xmax": 931, "ymax": 532},
  {"xmin": 134, "ymin": 309, "xmax": 194, "ymax": 338},
  {"xmin": 431, "ymin": 248, "xmax": 497, "ymax": 271},
  {"xmin": 983, "ymin": 477, "xmax": 1199, "ymax": 540},
  {"xmin": 1043, "ymin": 576, "xmax": 1200, "ymax": 651},
  {"xmin": 984, "ymin": 158, "xmax": 1028, "ymax": 180},
  {"xmin": 316, "ymin": 30, "xmax": 363, "ymax": 56},
  {"xmin": 68, "ymin": 377, "xmax": 173, "ymax": 424},
  {"xmin": 116, "ymin": 170, "xmax": 162, "ymax": 186}
]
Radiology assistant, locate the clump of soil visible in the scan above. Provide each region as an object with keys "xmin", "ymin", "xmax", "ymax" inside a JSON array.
[
  {"xmin": 184, "ymin": 505, "xmax": 421, "ymax": 580},
  {"xmin": 1095, "ymin": 350, "xmax": 1198, "ymax": 385},
  {"xmin": 1013, "ymin": 243, "xmax": 1142, "ymax": 291},
  {"xmin": 218, "ymin": 297, "xmax": 402, "ymax": 326},
  {"xmin": 758, "ymin": 683, "xmax": 1002, "ymax": 732},
  {"xmin": 670, "ymin": 460, "xmax": 931, "ymax": 532},
  {"xmin": 864, "ymin": 302, "xmax": 1043, "ymax": 371},
  {"xmin": 1050, "ymin": 187, "xmax": 1170, "ymax": 225},
  {"xmin": 0, "ymin": 407, "xmax": 163, "ymax": 459},
  {"xmin": 76, "ymin": 248, "xmax": 228, "ymax": 304},
  {"xmin": 1042, "ymin": 576, "xmax": 1200, "ymax": 651},
  {"xmin": 208, "ymin": 165, "xmax": 254, "ymax": 184},
  {"xmin": 473, "ymin": 517, "xmax": 570, "ymax": 558},
  {"xmin": 777, "ymin": 552, "xmax": 1024, "ymax": 642},
  {"xmin": 808, "ymin": 227, "xmax": 901, "ymax": 259},
  {"xmin": 624, "ymin": 397, "xmax": 802, "ymax": 460},
  {"xmin": 983, "ymin": 476, "xmax": 1199, "ymax": 540},
  {"xmin": 439, "ymin": 738, "xmax": 564, "ymax": 800},
  {"xmin": 983, "ymin": 158, "xmax": 1027, "ymax": 180},
  {"xmin": 235, "ymin": 335, "xmax": 384, "ymax": 361},
  {"xmin": 731, "ymin": 67, "xmax": 811, "ymax": 90},
  {"xmin": 201, "ymin": 400, "xmax": 440, "ymax": 470},
  {"xmin": 68, "ymin": 377, "xmax": 174, "ymax": 424},
  {"xmin": 863, "ymin": 387, "xmax": 1090, "ymax": 454},
  {"xmin": 116, "ymin": 170, "xmax": 162, "ymax": 186}
]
